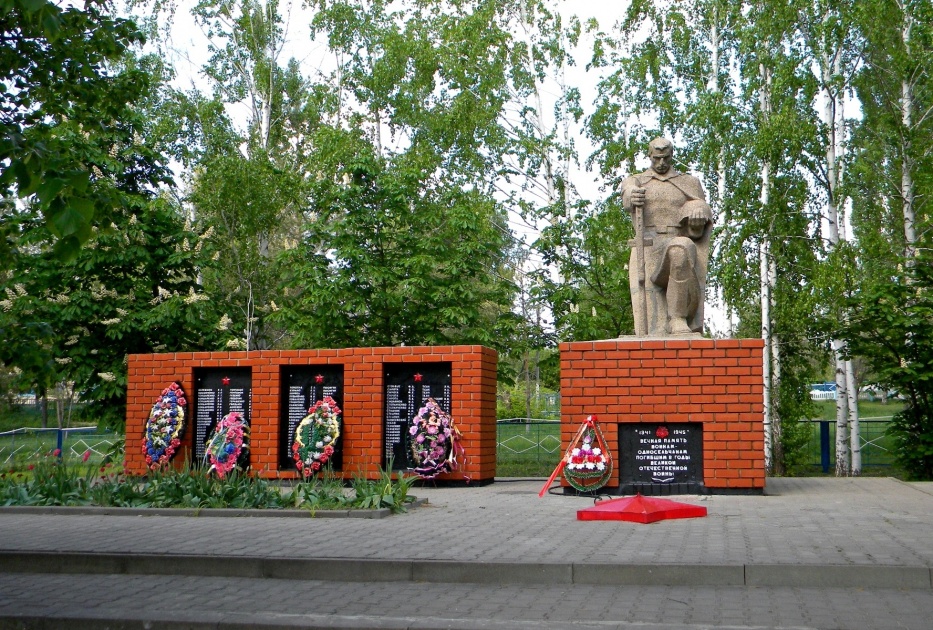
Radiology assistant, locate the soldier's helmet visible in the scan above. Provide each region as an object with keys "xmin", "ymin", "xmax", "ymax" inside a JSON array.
[{"xmin": 680, "ymin": 199, "xmax": 711, "ymax": 223}]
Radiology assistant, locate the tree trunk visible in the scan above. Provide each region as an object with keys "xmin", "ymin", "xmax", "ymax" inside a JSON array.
[
  {"xmin": 769, "ymin": 254, "xmax": 783, "ymax": 475},
  {"xmin": 833, "ymin": 341, "xmax": 850, "ymax": 476},
  {"xmin": 846, "ymin": 358, "xmax": 861, "ymax": 475},
  {"xmin": 761, "ymin": 236, "xmax": 772, "ymax": 473},
  {"xmin": 900, "ymin": 7, "xmax": 917, "ymax": 260},
  {"xmin": 39, "ymin": 388, "xmax": 48, "ymax": 429},
  {"xmin": 820, "ymin": 33, "xmax": 858, "ymax": 476},
  {"xmin": 759, "ymin": 62, "xmax": 774, "ymax": 473}
]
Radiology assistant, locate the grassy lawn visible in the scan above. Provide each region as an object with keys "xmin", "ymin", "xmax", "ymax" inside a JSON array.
[
  {"xmin": 812, "ymin": 399, "xmax": 904, "ymax": 421},
  {"xmin": 495, "ymin": 401, "xmax": 908, "ymax": 478},
  {"xmin": 1, "ymin": 406, "xmax": 118, "ymax": 469},
  {"xmin": 0, "ymin": 405, "xmax": 47, "ymax": 433},
  {"xmin": 0, "ymin": 404, "xmax": 95, "ymax": 433},
  {"xmin": 800, "ymin": 400, "xmax": 903, "ymax": 475},
  {"xmin": 496, "ymin": 421, "xmax": 561, "ymax": 477}
]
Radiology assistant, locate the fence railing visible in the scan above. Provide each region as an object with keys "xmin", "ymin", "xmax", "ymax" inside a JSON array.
[
  {"xmin": 803, "ymin": 417, "xmax": 895, "ymax": 472},
  {"xmin": 497, "ymin": 417, "xmax": 897, "ymax": 476},
  {"xmin": 2, "ymin": 418, "xmax": 895, "ymax": 474},
  {"xmin": 0, "ymin": 427, "xmax": 120, "ymax": 467}
]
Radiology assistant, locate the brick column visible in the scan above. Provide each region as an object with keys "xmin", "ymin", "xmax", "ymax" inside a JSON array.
[{"xmin": 560, "ymin": 338, "xmax": 765, "ymax": 492}]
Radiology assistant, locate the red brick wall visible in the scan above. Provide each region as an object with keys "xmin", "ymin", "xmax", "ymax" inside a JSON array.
[
  {"xmin": 126, "ymin": 346, "xmax": 497, "ymax": 482},
  {"xmin": 560, "ymin": 338, "xmax": 765, "ymax": 490}
]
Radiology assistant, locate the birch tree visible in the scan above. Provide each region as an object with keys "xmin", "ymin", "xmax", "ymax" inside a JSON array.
[
  {"xmin": 850, "ymin": 0, "xmax": 932, "ymax": 264},
  {"xmin": 160, "ymin": 0, "xmax": 313, "ymax": 350},
  {"xmin": 795, "ymin": 0, "xmax": 864, "ymax": 475}
]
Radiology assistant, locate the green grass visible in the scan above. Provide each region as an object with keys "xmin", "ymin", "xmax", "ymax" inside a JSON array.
[
  {"xmin": 0, "ymin": 427, "xmax": 120, "ymax": 470},
  {"xmin": 0, "ymin": 404, "xmax": 94, "ymax": 433},
  {"xmin": 812, "ymin": 399, "xmax": 905, "ymax": 421},
  {"xmin": 496, "ymin": 421, "xmax": 561, "ymax": 477},
  {"xmin": 495, "ymin": 409, "xmax": 906, "ymax": 478},
  {"xmin": 800, "ymin": 415, "xmax": 900, "ymax": 472}
]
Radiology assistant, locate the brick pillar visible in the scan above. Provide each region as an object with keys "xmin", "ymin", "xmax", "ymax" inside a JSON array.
[{"xmin": 560, "ymin": 338, "xmax": 765, "ymax": 493}]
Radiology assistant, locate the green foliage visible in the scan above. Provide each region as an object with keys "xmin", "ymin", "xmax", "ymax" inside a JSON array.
[
  {"xmin": 1, "ymin": 0, "xmax": 152, "ymax": 262},
  {"xmin": 351, "ymin": 463, "xmax": 416, "ymax": 513},
  {"xmin": 496, "ymin": 381, "xmax": 556, "ymax": 420},
  {"xmin": 533, "ymin": 198, "xmax": 635, "ymax": 340},
  {"xmin": 277, "ymin": 148, "xmax": 513, "ymax": 348},
  {"xmin": 168, "ymin": 1, "xmax": 315, "ymax": 350},
  {"xmin": 0, "ymin": 452, "xmax": 97, "ymax": 506},
  {"xmin": 843, "ymin": 250, "xmax": 933, "ymax": 479},
  {"xmin": 1, "ymin": 195, "xmax": 229, "ymax": 430},
  {"xmin": 495, "ymin": 420, "xmax": 560, "ymax": 477},
  {"xmin": 0, "ymin": 457, "xmax": 416, "ymax": 512}
]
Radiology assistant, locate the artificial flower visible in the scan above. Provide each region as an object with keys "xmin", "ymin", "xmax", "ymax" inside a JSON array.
[{"xmin": 292, "ymin": 396, "xmax": 341, "ymax": 478}]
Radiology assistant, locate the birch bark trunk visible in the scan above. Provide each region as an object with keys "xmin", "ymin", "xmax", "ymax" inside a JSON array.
[
  {"xmin": 900, "ymin": 7, "xmax": 917, "ymax": 260},
  {"xmin": 758, "ymin": 62, "xmax": 774, "ymax": 473}
]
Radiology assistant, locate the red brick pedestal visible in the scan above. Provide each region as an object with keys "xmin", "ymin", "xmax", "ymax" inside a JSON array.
[
  {"xmin": 126, "ymin": 346, "xmax": 497, "ymax": 482},
  {"xmin": 560, "ymin": 338, "xmax": 765, "ymax": 493}
]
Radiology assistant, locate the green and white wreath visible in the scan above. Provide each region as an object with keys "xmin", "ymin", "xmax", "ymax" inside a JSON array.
[{"xmin": 291, "ymin": 396, "xmax": 341, "ymax": 478}]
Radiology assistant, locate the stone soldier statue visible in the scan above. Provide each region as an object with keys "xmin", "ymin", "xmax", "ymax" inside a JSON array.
[{"xmin": 622, "ymin": 138, "xmax": 712, "ymax": 336}]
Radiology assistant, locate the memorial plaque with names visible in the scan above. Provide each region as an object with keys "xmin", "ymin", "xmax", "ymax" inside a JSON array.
[
  {"xmin": 383, "ymin": 363, "xmax": 452, "ymax": 470},
  {"xmin": 279, "ymin": 366, "xmax": 344, "ymax": 470},
  {"xmin": 193, "ymin": 368, "xmax": 252, "ymax": 465},
  {"xmin": 619, "ymin": 423, "xmax": 703, "ymax": 485}
]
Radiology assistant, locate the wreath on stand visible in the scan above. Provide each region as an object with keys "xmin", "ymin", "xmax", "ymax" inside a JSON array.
[
  {"xmin": 291, "ymin": 396, "xmax": 341, "ymax": 478},
  {"xmin": 204, "ymin": 411, "xmax": 249, "ymax": 478},
  {"xmin": 562, "ymin": 416, "xmax": 613, "ymax": 493},
  {"xmin": 408, "ymin": 398, "xmax": 463, "ymax": 479},
  {"xmin": 142, "ymin": 381, "xmax": 187, "ymax": 470}
]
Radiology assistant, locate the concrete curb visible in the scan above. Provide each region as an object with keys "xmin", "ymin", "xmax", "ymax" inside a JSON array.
[
  {"xmin": 0, "ymin": 498, "xmax": 427, "ymax": 519},
  {"xmin": 1, "ymin": 551, "xmax": 929, "ymax": 590},
  {"xmin": 0, "ymin": 612, "xmax": 692, "ymax": 630}
]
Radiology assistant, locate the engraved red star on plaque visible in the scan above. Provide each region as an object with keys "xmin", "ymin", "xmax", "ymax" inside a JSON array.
[
  {"xmin": 222, "ymin": 376, "xmax": 231, "ymax": 386},
  {"xmin": 315, "ymin": 374, "xmax": 324, "ymax": 384},
  {"xmin": 413, "ymin": 373, "xmax": 423, "ymax": 383}
]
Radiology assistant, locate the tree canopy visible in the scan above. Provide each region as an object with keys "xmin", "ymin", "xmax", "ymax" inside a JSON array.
[{"xmin": 1, "ymin": 0, "xmax": 931, "ymax": 475}]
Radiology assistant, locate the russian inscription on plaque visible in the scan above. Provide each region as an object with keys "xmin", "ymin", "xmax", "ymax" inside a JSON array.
[
  {"xmin": 194, "ymin": 368, "xmax": 252, "ymax": 464},
  {"xmin": 383, "ymin": 363, "xmax": 452, "ymax": 470},
  {"xmin": 619, "ymin": 423, "xmax": 703, "ymax": 489},
  {"xmin": 279, "ymin": 366, "xmax": 344, "ymax": 469}
]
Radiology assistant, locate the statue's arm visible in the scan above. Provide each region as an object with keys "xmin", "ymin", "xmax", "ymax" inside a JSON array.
[
  {"xmin": 621, "ymin": 175, "xmax": 640, "ymax": 212},
  {"xmin": 679, "ymin": 174, "xmax": 712, "ymax": 239}
]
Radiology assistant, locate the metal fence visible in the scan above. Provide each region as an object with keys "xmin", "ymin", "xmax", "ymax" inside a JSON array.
[
  {"xmin": 497, "ymin": 419, "xmax": 561, "ymax": 456},
  {"xmin": 496, "ymin": 419, "xmax": 561, "ymax": 470},
  {"xmin": 803, "ymin": 417, "xmax": 895, "ymax": 472},
  {"xmin": 0, "ymin": 427, "xmax": 120, "ymax": 467},
  {"xmin": 497, "ymin": 417, "xmax": 897, "ymax": 474},
  {"xmin": 2, "ymin": 418, "xmax": 895, "ymax": 473}
]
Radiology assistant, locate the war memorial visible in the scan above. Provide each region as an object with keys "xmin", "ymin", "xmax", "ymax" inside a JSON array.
[{"xmin": 122, "ymin": 139, "xmax": 763, "ymax": 498}]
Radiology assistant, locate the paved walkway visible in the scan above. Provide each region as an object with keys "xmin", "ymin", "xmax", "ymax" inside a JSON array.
[{"xmin": 1, "ymin": 477, "xmax": 933, "ymax": 628}]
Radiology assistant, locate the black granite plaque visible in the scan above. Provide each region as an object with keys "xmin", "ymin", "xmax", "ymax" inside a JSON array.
[
  {"xmin": 619, "ymin": 423, "xmax": 703, "ymax": 486},
  {"xmin": 279, "ymin": 366, "xmax": 344, "ymax": 470},
  {"xmin": 193, "ymin": 368, "xmax": 251, "ymax": 465},
  {"xmin": 383, "ymin": 363, "xmax": 452, "ymax": 470}
]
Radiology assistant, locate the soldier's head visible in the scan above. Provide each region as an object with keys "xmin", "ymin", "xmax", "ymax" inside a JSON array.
[{"xmin": 648, "ymin": 137, "xmax": 674, "ymax": 175}]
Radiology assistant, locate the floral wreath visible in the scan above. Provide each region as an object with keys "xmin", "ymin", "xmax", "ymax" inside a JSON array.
[
  {"xmin": 291, "ymin": 396, "xmax": 341, "ymax": 478},
  {"xmin": 563, "ymin": 416, "xmax": 612, "ymax": 492},
  {"xmin": 204, "ymin": 411, "xmax": 249, "ymax": 478},
  {"xmin": 142, "ymin": 381, "xmax": 187, "ymax": 470},
  {"xmin": 408, "ymin": 398, "xmax": 463, "ymax": 479}
]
